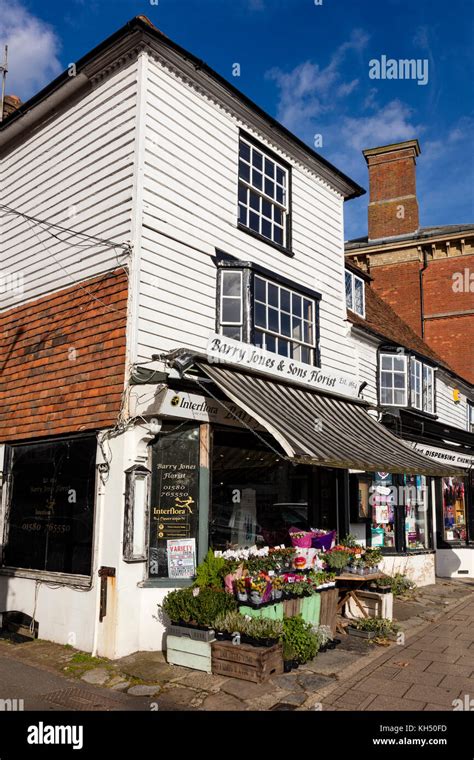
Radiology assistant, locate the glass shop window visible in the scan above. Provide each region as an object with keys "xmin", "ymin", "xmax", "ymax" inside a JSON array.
[
  {"xmin": 210, "ymin": 428, "xmax": 311, "ymax": 551},
  {"xmin": 148, "ymin": 424, "xmax": 200, "ymax": 579},
  {"xmin": 369, "ymin": 472, "xmax": 396, "ymax": 549},
  {"xmin": 3, "ymin": 436, "xmax": 97, "ymax": 575},
  {"xmin": 403, "ymin": 474, "xmax": 429, "ymax": 550},
  {"xmin": 442, "ymin": 477, "xmax": 466, "ymax": 542}
]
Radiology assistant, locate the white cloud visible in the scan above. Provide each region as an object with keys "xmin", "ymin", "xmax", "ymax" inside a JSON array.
[
  {"xmin": 0, "ymin": 0, "xmax": 62, "ymax": 101},
  {"xmin": 265, "ymin": 29, "xmax": 370, "ymax": 133},
  {"xmin": 340, "ymin": 99, "xmax": 422, "ymax": 152}
]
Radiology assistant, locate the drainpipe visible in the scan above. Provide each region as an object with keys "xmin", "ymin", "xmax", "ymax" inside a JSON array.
[{"xmin": 419, "ymin": 246, "xmax": 428, "ymax": 338}]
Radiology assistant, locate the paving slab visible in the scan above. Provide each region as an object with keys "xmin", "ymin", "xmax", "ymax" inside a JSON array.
[
  {"xmin": 297, "ymin": 673, "xmax": 335, "ymax": 692},
  {"xmin": 157, "ymin": 686, "xmax": 200, "ymax": 711},
  {"xmin": 127, "ymin": 684, "xmax": 161, "ymax": 696},
  {"xmin": 303, "ymin": 649, "xmax": 360, "ymax": 677},
  {"xmin": 221, "ymin": 678, "xmax": 273, "ymax": 700},
  {"xmin": 200, "ymin": 692, "xmax": 247, "ymax": 711},
  {"xmin": 80, "ymin": 668, "xmax": 110, "ymax": 685},
  {"xmin": 403, "ymin": 683, "xmax": 460, "ymax": 706}
]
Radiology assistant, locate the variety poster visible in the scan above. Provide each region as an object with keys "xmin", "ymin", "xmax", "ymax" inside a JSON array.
[{"xmin": 167, "ymin": 538, "xmax": 196, "ymax": 579}]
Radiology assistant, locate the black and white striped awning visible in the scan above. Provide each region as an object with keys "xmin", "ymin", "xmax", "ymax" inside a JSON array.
[{"xmin": 198, "ymin": 363, "xmax": 463, "ymax": 476}]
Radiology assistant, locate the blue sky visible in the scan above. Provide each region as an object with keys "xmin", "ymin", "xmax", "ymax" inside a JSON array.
[{"xmin": 1, "ymin": 0, "xmax": 473, "ymax": 239}]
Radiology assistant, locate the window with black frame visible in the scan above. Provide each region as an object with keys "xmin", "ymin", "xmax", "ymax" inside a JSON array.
[
  {"xmin": 217, "ymin": 264, "xmax": 320, "ymax": 365},
  {"xmin": 3, "ymin": 435, "xmax": 97, "ymax": 575},
  {"xmin": 238, "ymin": 134, "xmax": 290, "ymax": 249}
]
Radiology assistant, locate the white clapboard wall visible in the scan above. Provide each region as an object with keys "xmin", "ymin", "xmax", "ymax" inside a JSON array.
[
  {"xmin": 0, "ymin": 60, "xmax": 138, "ymax": 310},
  {"xmin": 137, "ymin": 53, "xmax": 355, "ymax": 378}
]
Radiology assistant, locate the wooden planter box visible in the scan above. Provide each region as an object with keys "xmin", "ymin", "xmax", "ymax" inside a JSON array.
[
  {"xmin": 211, "ymin": 640, "xmax": 283, "ymax": 683},
  {"xmin": 166, "ymin": 634, "xmax": 215, "ymax": 673},
  {"xmin": 347, "ymin": 626, "xmax": 376, "ymax": 639},
  {"xmin": 319, "ymin": 587, "xmax": 338, "ymax": 635}
]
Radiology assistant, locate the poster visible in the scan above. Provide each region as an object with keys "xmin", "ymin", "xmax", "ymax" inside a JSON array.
[
  {"xmin": 167, "ymin": 538, "xmax": 196, "ymax": 579},
  {"xmin": 230, "ymin": 488, "xmax": 257, "ymax": 545},
  {"xmin": 149, "ymin": 424, "xmax": 199, "ymax": 577}
]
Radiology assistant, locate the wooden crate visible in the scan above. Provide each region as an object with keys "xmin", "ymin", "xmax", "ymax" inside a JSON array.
[
  {"xmin": 319, "ymin": 588, "xmax": 338, "ymax": 635},
  {"xmin": 211, "ymin": 641, "xmax": 283, "ymax": 683},
  {"xmin": 166, "ymin": 634, "xmax": 214, "ymax": 673}
]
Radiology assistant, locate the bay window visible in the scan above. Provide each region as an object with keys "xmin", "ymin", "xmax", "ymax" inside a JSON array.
[
  {"xmin": 345, "ymin": 269, "xmax": 365, "ymax": 317},
  {"xmin": 217, "ymin": 261, "xmax": 320, "ymax": 366},
  {"xmin": 379, "ymin": 351, "xmax": 436, "ymax": 412}
]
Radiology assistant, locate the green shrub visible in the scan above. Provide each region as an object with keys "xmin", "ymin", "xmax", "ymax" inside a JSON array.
[
  {"xmin": 214, "ymin": 612, "xmax": 283, "ymax": 642},
  {"xmin": 282, "ymin": 615, "xmax": 319, "ymax": 664},
  {"xmin": 353, "ymin": 617, "xmax": 399, "ymax": 636},
  {"xmin": 387, "ymin": 573, "xmax": 416, "ymax": 596},
  {"xmin": 161, "ymin": 587, "xmax": 236, "ymax": 627},
  {"xmin": 194, "ymin": 549, "xmax": 226, "ymax": 589}
]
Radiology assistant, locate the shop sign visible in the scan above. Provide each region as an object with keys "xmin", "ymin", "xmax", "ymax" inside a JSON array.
[
  {"xmin": 206, "ymin": 334, "xmax": 360, "ymax": 400},
  {"xmin": 412, "ymin": 443, "xmax": 474, "ymax": 470},
  {"xmin": 134, "ymin": 387, "xmax": 260, "ymax": 429},
  {"xmin": 167, "ymin": 538, "xmax": 196, "ymax": 579}
]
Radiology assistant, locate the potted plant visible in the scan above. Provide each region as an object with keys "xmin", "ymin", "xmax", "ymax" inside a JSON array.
[
  {"xmin": 249, "ymin": 577, "xmax": 267, "ymax": 605},
  {"xmin": 323, "ymin": 547, "xmax": 351, "ymax": 574},
  {"xmin": 234, "ymin": 577, "xmax": 249, "ymax": 602},
  {"xmin": 283, "ymin": 641, "xmax": 296, "ymax": 672},
  {"xmin": 347, "ymin": 617, "xmax": 400, "ymax": 640},
  {"xmin": 281, "ymin": 615, "xmax": 319, "ymax": 665},
  {"xmin": 272, "ymin": 576, "xmax": 284, "ymax": 601},
  {"xmin": 368, "ymin": 576, "xmax": 392, "ymax": 594}
]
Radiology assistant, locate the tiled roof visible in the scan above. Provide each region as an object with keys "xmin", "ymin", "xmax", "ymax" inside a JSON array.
[{"xmin": 348, "ymin": 284, "xmax": 450, "ymax": 368}]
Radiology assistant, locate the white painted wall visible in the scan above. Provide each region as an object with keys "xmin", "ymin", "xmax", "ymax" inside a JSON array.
[
  {"xmin": 380, "ymin": 553, "xmax": 436, "ymax": 587},
  {"xmin": 436, "ymin": 548, "xmax": 474, "ymax": 579},
  {"xmin": 137, "ymin": 54, "xmax": 354, "ymax": 377},
  {"xmin": 0, "ymin": 61, "xmax": 138, "ymax": 310}
]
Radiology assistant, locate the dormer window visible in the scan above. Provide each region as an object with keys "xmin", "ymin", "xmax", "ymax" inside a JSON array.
[
  {"xmin": 345, "ymin": 269, "xmax": 365, "ymax": 317},
  {"xmin": 379, "ymin": 350, "xmax": 435, "ymax": 412}
]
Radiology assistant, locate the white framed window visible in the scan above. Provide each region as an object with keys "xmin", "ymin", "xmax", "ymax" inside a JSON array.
[
  {"xmin": 380, "ymin": 353, "xmax": 408, "ymax": 406},
  {"xmin": 422, "ymin": 364, "xmax": 434, "ymax": 413},
  {"xmin": 410, "ymin": 358, "xmax": 422, "ymax": 410},
  {"xmin": 219, "ymin": 270, "xmax": 243, "ymax": 341},
  {"xmin": 253, "ymin": 275, "xmax": 316, "ymax": 364},
  {"xmin": 467, "ymin": 401, "xmax": 474, "ymax": 433},
  {"xmin": 238, "ymin": 136, "xmax": 289, "ymax": 248},
  {"xmin": 345, "ymin": 270, "xmax": 365, "ymax": 317}
]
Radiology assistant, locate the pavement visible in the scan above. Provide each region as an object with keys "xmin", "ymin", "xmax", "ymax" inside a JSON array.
[{"xmin": 0, "ymin": 578, "xmax": 472, "ymax": 712}]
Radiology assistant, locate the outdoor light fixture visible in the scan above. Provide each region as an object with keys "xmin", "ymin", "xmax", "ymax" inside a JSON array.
[
  {"xmin": 123, "ymin": 464, "xmax": 150, "ymax": 562},
  {"xmin": 358, "ymin": 381, "xmax": 368, "ymax": 397}
]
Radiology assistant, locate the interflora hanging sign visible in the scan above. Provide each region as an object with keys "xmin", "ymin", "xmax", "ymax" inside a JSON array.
[
  {"xmin": 206, "ymin": 334, "xmax": 360, "ymax": 399},
  {"xmin": 412, "ymin": 443, "xmax": 474, "ymax": 470}
]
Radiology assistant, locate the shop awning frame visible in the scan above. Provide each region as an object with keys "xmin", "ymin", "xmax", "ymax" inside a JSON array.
[{"xmin": 197, "ymin": 362, "xmax": 464, "ymax": 477}]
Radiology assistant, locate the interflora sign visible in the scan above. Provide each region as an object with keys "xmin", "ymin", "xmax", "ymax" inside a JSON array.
[{"xmin": 206, "ymin": 334, "xmax": 360, "ymax": 399}]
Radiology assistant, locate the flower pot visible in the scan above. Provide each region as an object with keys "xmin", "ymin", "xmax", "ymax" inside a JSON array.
[
  {"xmin": 347, "ymin": 626, "xmax": 376, "ymax": 639},
  {"xmin": 283, "ymin": 661, "xmax": 293, "ymax": 673},
  {"xmin": 291, "ymin": 660, "xmax": 299, "ymax": 669},
  {"xmin": 250, "ymin": 592, "xmax": 263, "ymax": 605},
  {"xmin": 273, "ymin": 590, "xmax": 283, "ymax": 601},
  {"xmin": 237, "ymin": 592, "xmax": 248, "ymax": 602}
]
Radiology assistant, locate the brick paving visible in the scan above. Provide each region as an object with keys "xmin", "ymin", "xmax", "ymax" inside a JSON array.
[{"xmin": 322, "ymin": 595, "xmax": 474, "ymax": 711}]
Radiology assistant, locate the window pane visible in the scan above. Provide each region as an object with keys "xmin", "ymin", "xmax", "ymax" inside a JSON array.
[
  {"xmin": 404, "ymin": 475, "xmax": 429, "ymax": 550},
  {"xmin": 222, "ymin": 271, "xmax": 242, "ymax": 297},
  {"xmin": 4, "ymin": 437, "xmax": 97, "ymax": 575},
  {"xmin": 394, "ymin": 389, "xmax": 406, "ymax": 405},
  {"xmin": 254, "ymin": 330, "xmax": 264, "ymax": 348},
  {"xmin": 300, "ymin": 346, "xmax": 311, "ymax": 364},
  {"xmin": 381, "ymin": 354, "xmax": 392, "ymax": 370},
  {"xmin": 276, "ymin": 185, "xmax": 284, "ymax": 204},
  {"xmin": 239, "ymin": 160, "xmax": 250, "ymax": 182},
  {"xmin": 268, "ymin": 283, "xmax": 278, "ymax": 307},
  {"xmin": 442, "ymin": 477, "xmax": 466, "ymax": 541},
  {"xmin": 239, "ymin": 140, "xmax": 250, "ymax": 162},
  {"xmin": 303, "ymin": 321, "xmax": 313, "ymax": 344},
  {"xmin": 254, "ymin": 276, "xmax": 266, "ymax": 302},
  {"xmin": 238, "ymin": 184, "xmax": 247, "ymax": 204},
  {"xmin": 264, "ymin": 178, "xmax": 275, "ymax": 198},
  {"xmin": 273, "ymin": 226, "xmax": 283, "ymax": 246},
  {"xmin": 253, "ymin": 149, "xmax": 263, "ymax": 170},
  {"xmin": 265, "ymin": 334, "xmax": 276, "ymax": 352},
  {"xmin": 262, "ymin": 198, "xmax": 272, "ymax": 219},
  {"xmin": 222, "ymin": 297, "xmax": 241, "ymax": 323},
  {"xmin": 277, "ymin": 338, "xmax": 289, "ymax": 356},
  {"xmin": 292, "ymin": 294, "xmax": 302, "ymax": 317},
  {"xmin": 273, "ymin": 206, "xmax": 283, "ymax": 225},
  {"xmin": 238, "ymin": 204, "xmax": 247, "ymax": 225},
  {"xmin": 252, "ymin": 169, "xmax": 263, "ymax": 190},
  {"xmin": 276, "ymin": 167, "xmax": 285, "ymax": 184},
  {"xmin": 394, "ymin": 372, "xmax": 405, "ymax": 389},
  {"xmin": 303, "ymin": 299, "xmax": 313, "ymax": 321},
  {"xmin": 345, "ymin": 271, "xmax": 353, "ymax": 309},
  {"xmin": 281, "ymin": 312, "xmax": 291, "ymax": 337},
  {"xmin": 370, "ymin": 473, "xmax": 396, "ymax": 549},
  {"xmin": 249, "ymin": 190, "xmax": 260, "ymax": 211},
  {"xmin": 222, "ymin": 325, "xmax": 242, "ymax": 340},
  {"xmin": 354, "ymin": 277, "xmax": 364, "ymax": 315},
  {"xmin": 268, "ymin": 307, "xmax": 279, "ymax": 332},
  {"xmin": 280, "ymin": 289, "xmax": 291, "ymax": 312},
  {"xmin": 393, "ymin": 356, "xmax": 405, "ymax": 370},
  {"xmin": 254, "ymin": 302, "xmax": 266, "ymax": 328},
  {"xmin": 249, "ymin": 211, "xmax": 259, "ymax": 232},
  {"xmin": 292, "ymin": 317, "xmax": 302, "ymax": 341},
  {"xmin": 265, "ymin": 157, "xmax": 275, "ymax": 178},
  {"xmin": 381, "ymin": 372, "xmax": 391, "ymax": 389},
  {"xmin": 381, "ymin": 387, "xmax": 392, "ymax": 405},
  {"xmin": 262, "ymin": 218, "xmax": 272, "ymax": 239}
]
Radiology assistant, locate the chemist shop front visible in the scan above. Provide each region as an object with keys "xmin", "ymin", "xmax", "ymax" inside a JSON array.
[{"xmin": 140, "ymin": 355, "xmax": 461, "ymax": 591}]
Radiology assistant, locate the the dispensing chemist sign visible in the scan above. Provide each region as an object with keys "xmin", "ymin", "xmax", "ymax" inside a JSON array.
[{"xmin": 207, "ymin": 334, "xmax": 359, "ymax": 399}]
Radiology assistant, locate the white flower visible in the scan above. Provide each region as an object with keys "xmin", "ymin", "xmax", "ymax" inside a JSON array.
[{"xmin": 192, "ymin": 587, "xmax": 200, "ymax": 597}]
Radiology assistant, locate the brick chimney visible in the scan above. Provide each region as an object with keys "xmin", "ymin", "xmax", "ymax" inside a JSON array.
[
  {"xmin": 363, "ymin": 139, "xmax": 421, "ymax": 241},
  {"xmin": 2, "ymin": 94, "xmax": 22, "ymax": 121}
]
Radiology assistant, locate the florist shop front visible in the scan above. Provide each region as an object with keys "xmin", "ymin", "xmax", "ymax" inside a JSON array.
[{"xmin": 132, "ymin": 351, "xmax": 461, "ymax": 647}]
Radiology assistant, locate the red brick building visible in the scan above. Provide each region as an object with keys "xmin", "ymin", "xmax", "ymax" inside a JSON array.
[{"xmin": 345, "ymin": 140, "xmax": 474, "ymax": 385}]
